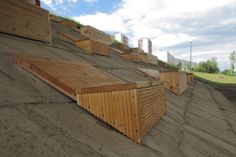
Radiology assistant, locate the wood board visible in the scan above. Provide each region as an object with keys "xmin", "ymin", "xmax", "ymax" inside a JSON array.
[
  {"xmin": 50, "ymin": 15, "xmax": 63, "ymax": 23},
  {"xmin": 159, "ymin": 72, "xmax": 188, "ymax": 95},
  {"xmin": 0, "ymin": 0, "xmax": 51, "ymax": 43},
  {"xmin": 12, "ymin": 54, "xmax": 126, "ymax": 97},
  {"xmin": 77, "ymin": 83, "xmax": 166, "ymax": 143},
  {"xmin": 137, "ymin": 85, "xmax": 166, "ymax": 136},
  {"xmin": 57, "ymin": 31, "xmax": 80, "ymax": 43},
  {"xmin": 75, "ymin": 39, "xmax": 110, "ymax": 56}
]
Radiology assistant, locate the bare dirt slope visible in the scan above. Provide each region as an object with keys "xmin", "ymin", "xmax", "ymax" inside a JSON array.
[
  {"xmin": 214, "ymin": 85, "xmax": 236, "ymax": 105},
  {"xmin": 0, "ymin": 43, "xmax": 236, "ymax": 156}
]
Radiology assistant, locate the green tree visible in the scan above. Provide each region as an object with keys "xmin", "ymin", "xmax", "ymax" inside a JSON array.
[
  {"xmin": 193, "ymin": 58, "xmax": 219, "ymax": 73},
  {"xmin": 221, "ymin": 69, "xmax": 231, "ymax": 76},
  {"xmin": 229, "ymin": 51, "xmax": 236, "ymax": 76}
]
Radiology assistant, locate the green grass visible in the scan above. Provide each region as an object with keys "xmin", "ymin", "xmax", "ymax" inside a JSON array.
[
  {"xmin": 50, "ymin": 13, "xmax": 83, "ymax": 29},
  {"xmin": 194, "ymin": 72, "xmax": 236, "ymax": 85}
]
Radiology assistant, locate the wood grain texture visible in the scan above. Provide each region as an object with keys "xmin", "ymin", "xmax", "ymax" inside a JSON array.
[
  {"xmin": 12, "ymin": 54, "xmax": 126, "ymax": 94},
  {"xmin": 160, "ymin": 72, "xmax": 188, "ymax": 95},
  {"xmin": 77, "ymin": 89, "xmax": 142, "ymax": 143},
  {"xmin": 179, "ymin": 72, "xmax": 188, "ymax": 94},
  {"xmin": 122, "ymin": 53, "xmax": 140, "ymax": 62},
  {"xmin": 59, "ymin": 20, "xmax": 77, "ymax": 29},
  {"xmin": 57, "ymin": 31, "xmax": 79, "ymax": 43},
  {"xmin": 75, "ymin": 39, "xmax": 110, "ymax": 56},
  {"xmin": 80, "ymin": 25, "xmax": 112, "ymax": 45},
  {"xmin": 0, "ymin": 0, "xmax": 51, "ymax": 43},
  {"xmin": 50, "ymin": 15, "xmax": 63, "ymax": 23},
  {"xmin": 138, "ymin": 85, "xmax": 166, "ymax": 136}
]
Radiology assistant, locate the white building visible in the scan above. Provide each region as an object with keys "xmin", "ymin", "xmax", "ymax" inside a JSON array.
[
  {"xmin": 138, "ymin": 38, "xmax": 152, "ymax": 54},
  {"xmin": 113, "ymin": 33, "xmax": 129, "ymax": 46},
  {"xmin": 156, "ymin": 50, "xmax": 197, "ymax": 71}
]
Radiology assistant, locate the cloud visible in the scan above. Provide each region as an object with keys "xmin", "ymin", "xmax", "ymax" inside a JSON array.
[
  {"xmin": 46, "ymin": 0, "xmax": 236, "ymax": 70},
  {"xmin": 74, "ymin": 12, "xmax": 128, "ymax": 33},
  {"xmin": 41, "ymin": 0, "xmax": 53, "ymax": 5},
  {"xmin": 41, "ymin": 0, "xmax": 79, "ymax": 16},
  {"xmin": 84, "ymin": 0, "xmax": 98, "ymax": 3}
]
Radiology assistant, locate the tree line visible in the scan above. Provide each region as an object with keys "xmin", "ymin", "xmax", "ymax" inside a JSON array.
[{"xmin": 193, "ymin": 51, "xmax": 236, "ymax": 76}]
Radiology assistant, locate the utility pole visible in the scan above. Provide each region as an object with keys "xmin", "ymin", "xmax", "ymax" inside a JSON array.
[{"xmin": 190, "ymin": 41, "xmax": 192, "ymax": 72}]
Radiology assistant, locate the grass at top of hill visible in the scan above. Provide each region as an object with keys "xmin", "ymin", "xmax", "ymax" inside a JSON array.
[{"xmin": 194, "ymin": 72, "xmax": 236, "ymax": 85}]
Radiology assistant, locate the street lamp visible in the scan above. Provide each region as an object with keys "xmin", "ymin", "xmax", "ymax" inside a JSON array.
[{"xmin": 190, "ymin": 41, "xmax": 192, "ymax": 72}]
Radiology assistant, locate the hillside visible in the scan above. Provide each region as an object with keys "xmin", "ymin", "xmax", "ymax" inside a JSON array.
[{"xmin": 0, "ymin": 16, "xmax": 235, "ymax": 157}]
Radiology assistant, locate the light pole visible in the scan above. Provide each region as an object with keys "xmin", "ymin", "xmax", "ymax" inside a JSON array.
[{"xmin": 190, "ymin": 41, "xmax": 192, "ymax": 72}]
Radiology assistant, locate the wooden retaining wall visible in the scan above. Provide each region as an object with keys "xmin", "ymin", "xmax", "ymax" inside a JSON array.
[
  {"xmin": 77, "ymin": 83, "xmax": 166, "ymax": 143},
  {"xmin": 138, "ymin": 85, "xmax": 166, "ymax": 137},
  {"xmin": 160, "ymin": 72, "xmax": 188, "ymax": 95},
  {"xmin": 187, "ymin": 75, "xmax": 194, "ymax": 85},
  {"xmin": 75, "ymin": 39, "xmax": 110, "ymax": 56},
  {"xmin": 0, "ymin": 0, "xmax": 51, "ymax": 43}
]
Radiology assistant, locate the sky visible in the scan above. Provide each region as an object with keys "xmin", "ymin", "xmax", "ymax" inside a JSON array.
[{"xmin": 41, "ymin": 0, "xmax": 236, "ymax": 71}]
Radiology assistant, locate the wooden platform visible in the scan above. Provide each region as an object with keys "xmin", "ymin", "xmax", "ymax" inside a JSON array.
[
  {"xmin": 0, "ymin": 0, "xmax": 51, "ymax": 43},
  {"xmin": 12, "ymin": 54, "xmax": 166, "ymax": 143},
  {"xmin": 75, "ymin": 39, "xmax": 110, "ymax": 56}
]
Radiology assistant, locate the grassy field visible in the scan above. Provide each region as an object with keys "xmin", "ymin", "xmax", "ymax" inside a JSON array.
[{"xmin": 194, "ymin": 72, "xmax": 236, "ymax": 85}]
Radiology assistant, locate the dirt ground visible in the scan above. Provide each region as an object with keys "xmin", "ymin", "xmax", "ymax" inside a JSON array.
[{"xmin": 214, "ymin": 85, "xmax": 236, "ymax": 105}]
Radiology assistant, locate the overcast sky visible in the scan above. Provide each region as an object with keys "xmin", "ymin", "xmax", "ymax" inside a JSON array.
[{"xmin": 41, "ymin": 0, "xmax": 236, "ymax": 70}]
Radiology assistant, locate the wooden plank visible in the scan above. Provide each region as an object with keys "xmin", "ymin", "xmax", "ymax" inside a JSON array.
[
  {"xmin": 12, "ymin": 54, "xmax": 76, "ymax": 99},
  {"xmin": 50, "ymin": 15, "xmax": 63, "ymax": 23},
  {"xmin": 12, "ymin": 54, "xmax": 126, "ymax": 94},
  {"xmin": 76, "ymin": 89, "xmax": 142, "ymax": 143},
  {"xmin": 137, "ymin": 85, "xmax": 166, "ymax": 137},
  {"xmin": 75, "ymin": 39, "xmax": 110, "ymax": 56},
  {"xmin": 110, "ymin": 47, "xmax": 130, "ymax": 54},
  {"xmin": 80, "ymin": 25, "xmax": 112, "ymax": 45},
  {"xmin": 159, "ymin": 72, "xmax": 188, "ymax": 95},
  {"xmin": 77, "ymin": 83, "xmax": 136, "ymax": 94},
  {"xmin": 59, "ymin": 19, "xmax": 77, "ymax": 29},
  {"xmin": 57, "ymin": 31, "xmax": 80, "ymax": 43},
  {"xmin": 0, "ymin": 0, "xmax": 51, "ymax": 43}
]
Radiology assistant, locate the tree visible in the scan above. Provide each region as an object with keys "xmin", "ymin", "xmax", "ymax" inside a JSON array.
[
  {"xmin": 193, "ymin": 58, "xmax": 219, "ymax": 73},
  {"xmin": 229, "ymin": 51, "xmax": 236, "ymax": 76},
  {"xmin": 221, "ymin": 69, "xmax": 231, "ymax": 76}
]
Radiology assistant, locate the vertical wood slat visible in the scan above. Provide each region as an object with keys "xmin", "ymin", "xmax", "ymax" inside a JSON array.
[
  {"xmin": 137, "ymin": 85, "xmax": 166, "ymax": 136},
  {"xmin": 76, "ymin": 84, "xmax": 166, "ymax": 143},
  {"xmin": 77, "ymin": 89, "xmax": 142, "ymax": 143}
]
